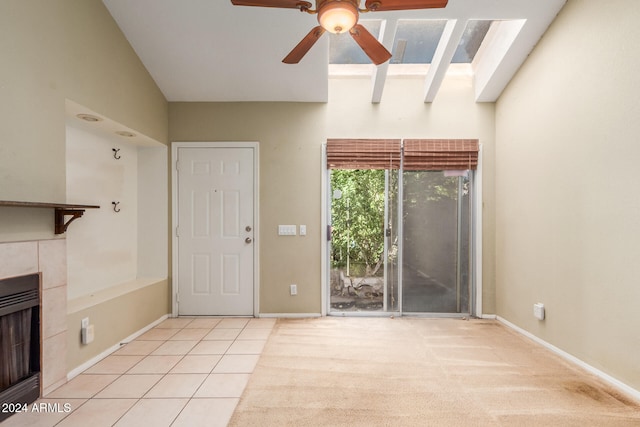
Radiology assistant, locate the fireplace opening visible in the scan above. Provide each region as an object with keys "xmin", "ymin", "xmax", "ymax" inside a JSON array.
[{"xmin": 0, "ymin": 273, "xmax": 40, "ymax": 422}]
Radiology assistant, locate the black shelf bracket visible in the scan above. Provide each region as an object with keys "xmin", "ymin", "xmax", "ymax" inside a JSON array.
[{"xmin": 54, "ymin": 208, "xmax": 86, "ymax": 234}]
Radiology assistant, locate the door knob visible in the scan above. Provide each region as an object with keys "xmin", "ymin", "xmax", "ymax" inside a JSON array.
[
  {"xmin": 245, "ymin": 237, "xmax": 252, "ymax": 244},
  {"xmin": 245, "ymin": 226, "xmax": 252, "ymax": 232}
]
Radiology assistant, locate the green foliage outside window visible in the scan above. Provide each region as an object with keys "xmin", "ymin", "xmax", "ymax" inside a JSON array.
[
  {"xmin": 330, "ymin": 169, "xmax": 385, "ymax": 276},
  {"xmin": 330, "ymin": 169, "xmax": 465, "ymax": 277}
]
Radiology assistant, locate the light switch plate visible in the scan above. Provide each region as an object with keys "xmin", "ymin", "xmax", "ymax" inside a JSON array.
[
  {"xmin": 300, "ymin": 225, "xmax": 307, "ymax": 236},
  {"xmin": 278, "ymin": 225, "xmax": 296, "ymax": 236}
]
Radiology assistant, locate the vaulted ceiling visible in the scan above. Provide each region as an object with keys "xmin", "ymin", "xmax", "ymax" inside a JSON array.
[{"xmin": 102, "ymin": 0, "xmax": 566, "ymax": 103}]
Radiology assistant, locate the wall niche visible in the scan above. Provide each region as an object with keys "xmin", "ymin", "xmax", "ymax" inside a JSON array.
[{"xmin": 64, "ymin": 100, "xmax": 167, "ymax": 306}]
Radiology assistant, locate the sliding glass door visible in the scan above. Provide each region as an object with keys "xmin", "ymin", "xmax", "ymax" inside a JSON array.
[
  {"xmin": 328, "ymin": 169, "xmax": 399, "ymax": 313},
  {"xmin": 328, "ymin": 169, "xmax": 472, "ymax": 315},
  {"xmin": 401, "ymin": 171, "xmax": 472, "ymax": 313},
  {"xmin": 325, "ymin": 138, "xmax": 477, "ymax": 316}
]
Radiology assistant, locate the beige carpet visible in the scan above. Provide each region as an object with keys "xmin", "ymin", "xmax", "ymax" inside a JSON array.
[{"xmin": 229, "ymin": 317, "xmax": 640, "ymax": 426}]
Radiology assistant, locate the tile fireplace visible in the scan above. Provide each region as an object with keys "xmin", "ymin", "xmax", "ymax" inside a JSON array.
[
  {"xmin": 0, "ymin": 273, "xmax": 41, "ymax": 422},
  {"xmin": 0, "ymin": 239, "xmax": 69, "ymax": 419}
]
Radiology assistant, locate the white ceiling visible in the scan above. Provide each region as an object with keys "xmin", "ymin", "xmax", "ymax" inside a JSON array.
[{"xmin": 102, "ymin": 0, "xmax": 566, "ymax": 103}]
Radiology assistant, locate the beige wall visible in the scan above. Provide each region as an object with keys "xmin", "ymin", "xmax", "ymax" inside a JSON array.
[
  {"xmin": 170, "ymin": 74, "xmax": 496, "ymax": 314},
  {"xmin": 0, "ymin": 0, "xmax": 168, "ymax": 241},
  {"xmin": 0, "ymin": 0, "xmax": 170, "ymax": 374},
  {"xmin": 495, "ymin": 0, "xmax": 640, "ymax": 390},
  {"xmin": 66, "ymin": 279, "xmax": 169, "ymax": 371},
  {"xmin": 170, "ymin": 102, "xmax": 327, "ymax": 314}
]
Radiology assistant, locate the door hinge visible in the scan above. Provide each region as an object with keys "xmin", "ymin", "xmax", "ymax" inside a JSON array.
[
  {"xmin": 176, "ymin": 226, "xmax": 180, "ymax": 237},
  {"xmin": 175, "ymin": 160, "xmax": 180, "ymax": 171},
  {"xmin": 176, "ymin": 292, "xmax": 180, "ymax": 303}
]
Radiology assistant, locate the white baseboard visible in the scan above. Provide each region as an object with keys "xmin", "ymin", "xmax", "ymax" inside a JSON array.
[
  {"xmin": 497, "ymin": 316, "xmax": 640, "ymax": 403},
  {"xmin": 67, "ymin": 314, "xmax": 169, "ymax": 380},
  {"xmin": 258, "ymin": 313, "xmax": 321, "ymax": 318}
]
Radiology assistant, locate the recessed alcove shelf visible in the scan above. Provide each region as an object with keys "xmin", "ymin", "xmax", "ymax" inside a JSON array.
[
  {"xmin": 64, "ymin": 99, "xmax": 168, "ymax": 302},
  {"xmin": 0, "ymin": 201, "xmax": 99, "ymax": 234}
]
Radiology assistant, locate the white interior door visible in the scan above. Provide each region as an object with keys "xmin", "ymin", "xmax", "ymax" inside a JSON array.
[{"xmin": 176, "ymin": 146, "xmax": 255, "ymax": 315}]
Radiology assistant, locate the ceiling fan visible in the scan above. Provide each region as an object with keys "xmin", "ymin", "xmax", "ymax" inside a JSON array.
[{"xmin": 230, "ymin": 0, "xmax": 448, "ymax": 65}]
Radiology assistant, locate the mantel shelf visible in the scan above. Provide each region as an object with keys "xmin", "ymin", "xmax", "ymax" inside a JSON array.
[{"xmin": 0, "ymin": 200, "xmax": 100, "ymax": 234}]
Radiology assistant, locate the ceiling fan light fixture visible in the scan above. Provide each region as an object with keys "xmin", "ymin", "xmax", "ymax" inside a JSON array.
[{"xmin": 317, "ymin": 1, "xmax": 358, "ymax": 34}]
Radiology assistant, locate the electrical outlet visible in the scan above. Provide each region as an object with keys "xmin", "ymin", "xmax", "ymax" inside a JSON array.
[
  {"xmin": 81, "ymin": 324, "xmax": 95, "ymax": 344},
  {"xmin": 533, "ymin": 303, "xmax": 545, "ymax": 320},
  {"xmin": 290, "ymin": 284, "xmax": 297, "ymax": 296},
  {"xmin": 81, "ymin": 317, "xmax": 89, "ymax": 329}
]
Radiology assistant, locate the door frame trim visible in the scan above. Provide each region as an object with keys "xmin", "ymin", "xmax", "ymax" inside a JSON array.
[
  {"xmin": 473, "ymin": 144, "xmax": 484, "ymax": 318},
  {"xmin": 171, "ymin": 141, "xmax": 260, "ymax": 317}
]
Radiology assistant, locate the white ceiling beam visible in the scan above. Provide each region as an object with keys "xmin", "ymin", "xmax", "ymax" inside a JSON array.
[
  {"xmin": 371, "ymin": 19, "xmax": 398, "ymax": 104},
  {"xmin": 473, "ymin": 20, "xmax": 526, "ymax": 102},
  {"xmin": 423, "ymin": 19, "xmax": 467, "ymax": 103}
]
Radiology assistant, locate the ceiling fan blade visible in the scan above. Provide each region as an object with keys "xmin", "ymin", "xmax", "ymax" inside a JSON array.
[
  {"xmin": 231, "ymin": 0, "xmax": 312, "ymax": 9},
  {"xmin": 365, "ymin": 0, "xmax": 448, "ymax": 11},
  {"xmin": 283, "ymin": 26, "xmax": 325, "ymax": 64},
  {"xmin": 349, "ymin": 24, "xmax": 392, "ymax": 65}
]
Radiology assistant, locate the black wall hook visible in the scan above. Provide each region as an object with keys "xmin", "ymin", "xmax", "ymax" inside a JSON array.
[
  {"xmin": 112, "ymin": 148, "xmax": 121, "ymax": 160},
  {"xmin": 112, "ymin": 201, "xmax": 120, "ymax": 212}
]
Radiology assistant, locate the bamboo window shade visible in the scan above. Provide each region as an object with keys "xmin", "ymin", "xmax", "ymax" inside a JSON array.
[
  {"xmin": 326, "ymin": 139, "xmax": 401, "ymax": 170},
  {"xmin": 403, "ymin": 139, "xmax": 479, "ymax": 170}
]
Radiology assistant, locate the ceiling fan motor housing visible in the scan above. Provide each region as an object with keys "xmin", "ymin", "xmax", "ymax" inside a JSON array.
[{"xmin": 317, "ymin": 0, "xmax": 360, "ymax": 34}]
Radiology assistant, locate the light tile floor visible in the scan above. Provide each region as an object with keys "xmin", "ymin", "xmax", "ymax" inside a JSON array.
[{"xmin": 1, "ymin": 317, "xmax": 276, "ymax": 427}]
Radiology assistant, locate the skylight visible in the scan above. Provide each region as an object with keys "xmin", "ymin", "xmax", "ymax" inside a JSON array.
[
  {"xmin": 330, "ymin": 19, "xmax": 494, "ymax": 66},
  {"xmin": 391, "ymin": 20, "xmax": 446, "ymax": 64},
  {"xmin": 452, "ymin": 20, "xmax": 493, "ymax": 63}
]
